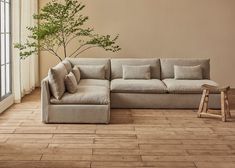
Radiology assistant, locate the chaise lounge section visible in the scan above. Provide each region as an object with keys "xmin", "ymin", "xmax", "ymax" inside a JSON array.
[{"xmin": 42, "ymin": 58, "xmax": 111, "ymax": 124}]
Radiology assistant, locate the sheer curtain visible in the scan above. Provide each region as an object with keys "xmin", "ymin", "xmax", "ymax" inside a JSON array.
[{"xmin": 12, "ymin": 0, "xmax": 39, "ymax": 103}]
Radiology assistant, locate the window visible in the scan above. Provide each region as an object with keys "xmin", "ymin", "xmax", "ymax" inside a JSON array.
[{"xmin": 0, "ymin": 0, "xmax": 11, "ymax": 100}]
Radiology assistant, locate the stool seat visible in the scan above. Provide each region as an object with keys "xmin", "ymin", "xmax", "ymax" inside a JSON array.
[
  {"xmin": 202, "ymin": 84, "xmax": 230, "ymax": 92},
  {"xmin": 198, "ymin": 84, "xmax": 231, "ymax": 122}
]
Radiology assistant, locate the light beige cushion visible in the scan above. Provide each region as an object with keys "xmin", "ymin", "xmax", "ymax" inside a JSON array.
[
  {"xmin": 67, "ymin": 58, "xmax": 111, "ymax": 80},
  {"xmin": 48, "ymin": 63, "xmax": 68, "ymax": 100},
  {"xmin": 111, "ymin": 59, "xmax": 161, "ymax": 79},
  {"xmin": 50, "ymin": 86, "xmax": 109, "ymax": 105},
  {"xmin": 62, "ymin": 59, "xmax": 72, "ymax": 73},
  {"xmin": 111, "ymin": 79, "xmax": 167, "ymax": 93},
  {"xmin": 174, "ymin": 65, "xmax": 202, "ymax": 80},
  {"xmin": 79, "ymin": 79, "xmax": 110, "ymax": 88},
  {"xmin": 123, "ymin": 65, "xmax": 151, "ymax": 80},
  {"xmin": 160, "ymin": 58, "xmax": 210, "ymax": 79},
  {"xmin": 163, "ymin": 79, "xmax": 219, "ymax": 94},
  {"xmin": 71, "ymin": 66, "xmax": 81, "ymax": 83},
  {"xmin": 77, "ymin": 65, "xmax": 105, "ymax": 79},
  {"xmin": 65, "ymin": 72, "xmax": 78, "ymax": 93}
]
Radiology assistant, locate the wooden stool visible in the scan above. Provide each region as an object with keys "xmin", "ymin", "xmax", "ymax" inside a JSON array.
[{"xmin": 197, "ymin": 84, "xmax": 231, "ymax": 122}]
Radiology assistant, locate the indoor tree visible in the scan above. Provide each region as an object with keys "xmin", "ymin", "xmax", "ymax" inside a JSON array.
[{"xmin": 15, "ymin": 0, "xmax": 121, "ymax": 61}]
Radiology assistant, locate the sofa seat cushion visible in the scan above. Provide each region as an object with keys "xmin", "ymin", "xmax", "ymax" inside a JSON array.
[
  {"xmin": 111, "ymin": 79, "xmax": 167, "ymax": 93},
  {"xmin": 163, "ymin": 79, "xmax": 219, "ymax": 94},
  {"xmin": 50, "ymin": 86, "xmax": 109, "ymax": 105},
  {"xmin": 78, "ymin": 79, "xmax": 110, "ymax": 88}
]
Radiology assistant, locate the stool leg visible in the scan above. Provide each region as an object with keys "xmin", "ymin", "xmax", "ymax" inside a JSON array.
[
  {"xmin": 225, "ymin": 91, "xmax": 231, "ymax": 118},
  {"xmin": 221, "ymin": 91, "xmax": 226, "ymax": 122},
  {"xmin": 198, "ymin": 89, "xmax": 207, "ymax": 118},
  {"xmin": 204, "ymin": 90, "xmax": 210, "ymax": 113}
]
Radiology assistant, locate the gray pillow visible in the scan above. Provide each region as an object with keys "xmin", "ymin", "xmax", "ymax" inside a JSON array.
[
  {"xmin": 48, "ymin": 63, "xmax": 68, "ymax": 99},
  {"xmin": 122, "ymin": 65, "xmax": 151, "ymax": 80},
  {"xmin": 76, "ymin": 65, "xmax": 105, "ymax": 79},
  {"xmin": 71, "ymin": 66, "xmax": 81, "ymax": 83},
  {"xmin": 62, "ymin": 60, "xmax": 72, "ymax": 73},
  {"xmin": 174, "ymin": 65, "xmax": 203, "ymax": 80},
  {"xmin": 65, "ymin": 72, "xmax": 78, "ymax": 93}
]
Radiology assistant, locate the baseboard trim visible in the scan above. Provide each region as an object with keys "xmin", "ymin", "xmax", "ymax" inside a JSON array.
[{"xmin": 0, "ymin": 95, "xmax": 14, "ymax": 114}]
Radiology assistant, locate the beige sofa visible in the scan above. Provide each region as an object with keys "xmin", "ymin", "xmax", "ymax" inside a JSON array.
[{"xmin": 41, "ymin": 58, "xmax": 220, "ymax": 124}]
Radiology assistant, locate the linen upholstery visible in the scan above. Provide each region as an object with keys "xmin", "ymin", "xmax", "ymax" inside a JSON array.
[
  {"xmin": 41, "ymin": 77, "xmax": 50, "ymax": 122},
  {"xmin": 79, "ymin": 79, "xmax": 110, "ymax": 88},
  {"xmin": 41, "ymin": 77, "xmax": 110, "ymax": 124},
  {"xmin": 111, "ymin": 93, "xmax": 220, "ymax": 109},
  {"xmin": 77, "ymin": 65, "xmax": 105, "ymax": 79},
  {"xmin": 48, "ymin": 63, "xmax": 67, "ymax": 100},
  {"xmin": 62, "ymin": 59, "xmax": 72, "ymax": 73},
  {"xmin": 67, "ymin": 58, "xmax": 111, "ymax": 80},
  {"xmin": 174, "ymin": 65, "xmax": 203, "ymax": 80},
  {"xmin": 50, "ymin": 86, "xmax": 109, "ymax": 105},
  {"xmin": 47, "ymin": 105, "xmax": 110, "ymax": 124},
  {"xmin": 160, "ymin": 58, "xmax": 210, "ymax": 79},
  {"xmin": 41, "ymin": 58, "xmax": 221, "ymax": 124},
  {"xmin": 111, "ymin": 59, "xmax": 161, "ymax": 79},
  {"xmin": 163, "ymin": 79, "xmax": 219, "ymax": 94},
  {"xmin": 111, "ymin": 79, "xmax": 167, "ymax": 93},
  {"xmin": 71, "ymin": 66, "xmax": 81, "ymax": 83},
  {"xmin": 123, "ymin": 65, "xmax": 151, "ymax": 80},
  {"xmin": 65, "ymin": 72, "xmax": 78, "ymax": 93}
]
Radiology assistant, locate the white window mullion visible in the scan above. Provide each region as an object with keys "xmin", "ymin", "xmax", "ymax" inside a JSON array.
[{"xmin": 0, "ymin": 0, "xmax": 13, "ymax": 113}]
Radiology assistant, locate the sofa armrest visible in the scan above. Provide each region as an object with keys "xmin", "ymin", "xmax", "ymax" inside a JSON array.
[{"xmin": 41, "ymin": 77, "xmax": 50, "ymax": 123}]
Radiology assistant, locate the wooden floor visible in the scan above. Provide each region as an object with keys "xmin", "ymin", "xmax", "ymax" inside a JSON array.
[{"xmin": 0, "ymin": 89, "xmax": 235, "ymax": 168}]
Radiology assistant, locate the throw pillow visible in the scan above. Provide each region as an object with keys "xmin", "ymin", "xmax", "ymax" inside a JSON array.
[
  {"xmin": 174, "ymin": 65, "xmax": 203, "ymax": 80},
  {"xmin": 76, "ymin": 65, "xmax": 106, "ymax": 79},
  {"xmin": 122, "ymin": 65, "xmax": 151, "ymax": 80},
  {"xmin": 65, "ymin": 72, "xmax": 78, "ymax": 93},
  {"xmin": 72, "ymin": 66, "xmax": 81, "ymax": 83},
  {"xmin": 62, "ymin": 59, "xmax": 72, "ymax": 73},
  {"xmin": 48, "ymin": 63, "xmax": 68, "ymax": 99}
]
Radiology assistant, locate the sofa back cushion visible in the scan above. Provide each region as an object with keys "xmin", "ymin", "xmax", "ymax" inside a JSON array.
[
  {"xmin": 67, "ymin": 58, "xmax": 111, "ymax": 80},
  {"xmin": 160, "ymin": 58, "xmax": 210, "ymax": 79},
  {"xmin": 111, "ymin": 58, "xmax": 161, "ymax": 79}
]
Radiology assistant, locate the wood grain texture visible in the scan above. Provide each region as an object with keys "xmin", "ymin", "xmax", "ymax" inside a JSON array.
[{"xmin": 0, "ymin": 88, "xmax": 234, "ymax": 168}]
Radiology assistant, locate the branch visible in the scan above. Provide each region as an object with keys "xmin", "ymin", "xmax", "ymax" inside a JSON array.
[
  {"xmin": 41, "ymin": 47, "xmax": 63, "ymax": 61},
  {"xmin": 74, "ymin": 45, "xmax": 99, "ymax": 57},
  {"xmin": 60, "ymin": 21, "xmax": 67, "ymax": 58},
  {"xmin": 49, "ymin": 48, "xmax": 63, "ymax": 61},
  {"xmin": 68, "ymin": 43, "xmax": 87, "ymax": 57},
  {"xmin": 63, "ymin": 41, "xmax": 67, "ymax": 58},
  {"xmin": 66, "ymin": 35, "xmax": 77, "ymax": 46}
]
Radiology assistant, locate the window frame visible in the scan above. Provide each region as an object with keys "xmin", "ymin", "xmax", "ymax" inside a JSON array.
[{"xmin": 0, "ymin": 0, "xmax": 12, "ymax": 101}]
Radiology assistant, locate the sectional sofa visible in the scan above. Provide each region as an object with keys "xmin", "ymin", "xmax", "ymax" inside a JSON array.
[{"xmin": 41, "ymin": 58, "xmax": 220, "ymax": 124}]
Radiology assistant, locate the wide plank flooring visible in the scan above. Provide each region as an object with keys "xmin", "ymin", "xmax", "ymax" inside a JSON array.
[{"xmin": 0, "ymin": 89, "xmax": 235, "ymax": 168}]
